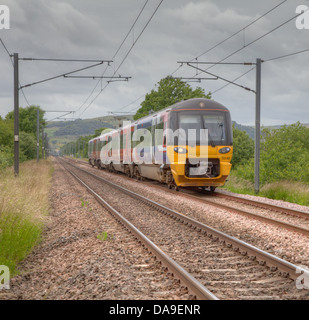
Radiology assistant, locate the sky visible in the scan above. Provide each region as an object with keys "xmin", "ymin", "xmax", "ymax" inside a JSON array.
[{"xmin": 0, "ymin": 0, "xmax": 309, "ymax": 126}]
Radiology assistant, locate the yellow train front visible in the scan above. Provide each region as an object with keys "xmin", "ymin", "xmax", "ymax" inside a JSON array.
[{"xmin": 164, "ymin": 98, "xmax": 233, "ymax": 191}]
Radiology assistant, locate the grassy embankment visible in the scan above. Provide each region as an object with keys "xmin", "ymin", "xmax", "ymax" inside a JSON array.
[
  {"xmin": 224, "ymin": 172, "xmax": 309, "ymax": 207},
  {"xmin": 0, "ymin": 160, "xmax": 53, "ymax": 275}
]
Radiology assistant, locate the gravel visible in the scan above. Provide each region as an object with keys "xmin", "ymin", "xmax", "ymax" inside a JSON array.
[
  {"xmin": 1, "ymin": 160, "xmax": 191, "ymax": 300},
  {"xmin": 76, "ymin": 162, "xmax": 309, "ymax": 268},
  {"xmin": 63, "ymin": 161, "xmax": 309, "ymax": 300}
]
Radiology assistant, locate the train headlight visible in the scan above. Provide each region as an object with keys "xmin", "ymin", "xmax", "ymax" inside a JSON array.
[
  {"xmin": 219, "ymin": 147, "xmax": 231, "ymax": 154},
  {"xmin": 174, "ymin": 147, "xmax": 187, "ymax": 154}
]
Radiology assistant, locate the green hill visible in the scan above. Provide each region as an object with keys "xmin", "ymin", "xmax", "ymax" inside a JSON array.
[{"xmin": 46, "ymin": 115, "xmax": 134, "ymax": 153}]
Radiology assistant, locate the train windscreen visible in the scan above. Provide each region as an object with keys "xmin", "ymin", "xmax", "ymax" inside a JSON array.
[{"xmin": 170, "ymin": 110, "xmax": 232, "ymax": 146}]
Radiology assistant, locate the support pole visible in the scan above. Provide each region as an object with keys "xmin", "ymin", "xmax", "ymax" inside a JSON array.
[
  {"xmin": 36, "ymin": 108, "xmax": 40, "ymax": 162},
  {"xmin": 254, "ymin": 58, "xmax": 262, "ymax": 194},
  {"xmin": 44, "ymin": 133, "xmax": 47, "ymax": 158},
  {"xmin": 13, "ymin": 53, "xmax": 19, "ymax": 177},
  {"xmin": 42, "ymin": 126, "xmax": 44, "ymax": 160}
]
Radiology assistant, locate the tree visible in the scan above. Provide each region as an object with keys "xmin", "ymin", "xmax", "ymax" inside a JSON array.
[
  {"xmin": 134, "ymin": 77, "xmax": 211, "ymax": 120},
  {"xmin": 0, "ymin": 106, "xmax": 47, "ymax": 169},
  {"xmin": 259, "ymin": 122, "xmax": 309, "ymax": 183},
  {"xmin": 5, "ymin": 105, "xmax": 46, "ymax": 137},
  {"xmin": 94, "ymin": 127, "xmax": 112, "ymax": 137},
  {"xmin": 231, "ymin": 125, "xmax": 254, "ymax": 167},
  {"xmin": 19, "ymin": 131, "xmax": 37, "ymax": 160},
  {"xmin": 0, "ymin": 117, "xmax": 14, "ymax": 147},
  {"xmin": 234, "ymin": 122, "xmax": 309, "ymax": 185}
]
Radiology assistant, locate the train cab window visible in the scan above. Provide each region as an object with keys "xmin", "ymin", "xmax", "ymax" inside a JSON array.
[
  {"xmin": 173, "ymin": 111, "xmax": 231, "ymax": 146},
  {"xmin": 203, "ymin": 115, "xmax": 226, "ymax": 142},
  {"xmin": 178, "ymin": 114, "xmax": 203, "ymax": 145},
  {"xmin": 179, "ymin": 115, "xmax": 202, "ymax": 131}
]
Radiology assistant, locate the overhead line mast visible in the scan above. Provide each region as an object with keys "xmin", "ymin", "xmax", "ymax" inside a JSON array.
[{"xmin": 11, "ymin": 55, "xmax": 113, "ymax": 176}]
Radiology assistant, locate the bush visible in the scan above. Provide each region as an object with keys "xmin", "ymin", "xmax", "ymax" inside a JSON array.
[
  {"xmin": 20, "ymin": 131, "xmax": 37, "ymax": 160},
  {"xmin": 232, "ymin": 122, "xmax": 309, "ymax": 185},
  {"xmin": 0, "ymin": 145, "xmax": 14, "ymax": 170},
  {"xmin": 231, "ymin": 126, "xmax": 254, "ymax": 167}
]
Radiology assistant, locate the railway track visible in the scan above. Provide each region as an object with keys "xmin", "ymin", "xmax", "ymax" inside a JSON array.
[
  {"xmin": 59, "ymin": 157, "xmax": 308, "ymax": 300},
  {"xmin": 70, "ymin": 157, "xmax": 309, "ymax": 237},
  {"xmin": 212, "ymin": 191, "xmax": 309, "ymax": 220},
  {"xmin": 180, "ymin": 189, "xmax": 309, "ymax": 237},
  {"xmin": 58, "ymin": 158, "xmax": 217, "ymax": 300}
]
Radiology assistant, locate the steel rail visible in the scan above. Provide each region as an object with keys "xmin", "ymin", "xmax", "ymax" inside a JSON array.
[
  {"xmin": 180, "ymin": 192, "xmax": 309, "ymax": 237},
  {"xmin": 58, "ymin": 158, "xmax": 218, "ymax": 300},
  {"xmin": 67, "ymin": 158, "xmax": 309, "ymax": 237},
  {"xmin": 213, "ymin": 191, "xmax": 309, "ymax": 220},
  {"xmin": 61, "ymin": 158, "xmax": 304, "ymax": 281}
]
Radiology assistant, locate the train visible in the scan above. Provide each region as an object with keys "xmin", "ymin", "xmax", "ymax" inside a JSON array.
[{"xmin": 88, "ymin": 98, "xmax": 233, "ymax": 191}]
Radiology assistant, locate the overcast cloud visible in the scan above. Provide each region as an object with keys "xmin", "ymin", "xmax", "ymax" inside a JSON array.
[{"xmin": 0, "ymin": 0, "xmax": 309, "ymax": 125}]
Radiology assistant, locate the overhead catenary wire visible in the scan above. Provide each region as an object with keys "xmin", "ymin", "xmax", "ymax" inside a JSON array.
[
  {"xmin": 77, "ymin": 0, "xmax": 293, "ymax": 117},
  {"xmin": 116, "ymin": 94, "xmax": 146, "ymax": 113},
  {"xmin": 212, "ymin": 66, "xmax": 256, "ymax": 95},
  {"xmin": 20, "ymin": 61, "xmax": 105, "ymax": 89},
  {"xmin": 127, "ymin": 0, "xmax": 289, "ymax": 113},
  {"xmin": 194, "ymin": 0, "xmax": 288, "ymax": 61},
  {"xmin": 264, "ymin": 48, "xmax": 309, "ymax": 62},
  {"xmin": 0, "ymin": 37, "xmax": 32, "ymax": 107},
  {"xmin": 74, "ymin": 0, "xmax": 151, "ymax": 118},
  {"xmin": 196, "ymin": 5, "xmax": 309, "ymax": 75},
  {"xmin": 186, "ymin": 62, "xmax": 256, "ymax": 93},
  {"xmin": 182, "ymin": 5, "xmax": 309, "ymax": 94},
  {"xmin": 200, "ymin": 47, "xmax": 309, "ymax": 96},
  {"xmin": 78, "ymin": 0, "xmax": 164, "ymax": 118},
  {"xmin": 170, "ymin": 0, "xmax": 288, "ymax": 77},
  {"xmin": 0, "ymin": 37, "xmax": 12, "ymax": 60}
]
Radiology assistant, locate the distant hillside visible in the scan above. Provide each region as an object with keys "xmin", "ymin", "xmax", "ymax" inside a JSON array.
[
  {"xmin": 233, "ymin": 121, "xmax": 255, "ymax": 139},
  {"xmin": 46, "ymin": 114, "xmax": 134, "ymax": 152},
  {"xmin": 232, "ymin": 122, "xmax": 309, "ymax": 140}
]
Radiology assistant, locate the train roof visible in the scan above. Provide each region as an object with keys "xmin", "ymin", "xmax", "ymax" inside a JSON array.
[
  {"xmin": 168, "ymin": 98, "xmax": 229, "ymax": 112},
  {"xmin": 134, "ymin": 98, "xmax": 229, "ymax": 124}
]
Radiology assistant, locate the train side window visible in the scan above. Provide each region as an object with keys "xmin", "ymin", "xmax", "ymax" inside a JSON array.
[
  {"xmin": 120, "ymin": 131, "xmax": 123, "ymax": 150},
  {"xmin": 155, "ymin": 121, "xmax": 164, "ymax": 145}
]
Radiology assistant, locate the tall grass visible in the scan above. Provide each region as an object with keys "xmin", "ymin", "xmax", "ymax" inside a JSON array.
[
  {"xmin": 223, "ymin": 172, "xmax": 309, "ymax": 206},
  {"xmin": 260, "ymin": 181, "xmax": 309, "ymax": 206},
  {"xmin": 0, "ymin": 160, "xmax": 52, "ymax": 275}
]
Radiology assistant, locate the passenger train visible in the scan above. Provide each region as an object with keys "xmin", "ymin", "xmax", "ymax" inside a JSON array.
[{"xmin": 88, "ymin": 98, "xmax": 233, "ymax": 191}]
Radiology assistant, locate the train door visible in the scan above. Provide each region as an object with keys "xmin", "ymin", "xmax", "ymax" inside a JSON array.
[{"xmin": 153, "ymin": 114, "xmax": 165, "ymax": 165}]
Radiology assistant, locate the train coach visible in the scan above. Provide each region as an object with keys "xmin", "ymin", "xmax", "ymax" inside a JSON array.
[{"xmin": 88, "ymin": 98, "xmax": 233, "ymax": 191}]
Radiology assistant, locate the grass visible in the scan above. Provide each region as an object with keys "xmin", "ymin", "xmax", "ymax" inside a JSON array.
[
  {"xmin": 97, "ymin": 231, "xmax": 113, "ymax": 241},
  {"xmin": 223, "ymin": 172, "xmax": 309, "ymax": 206},
  {"xmin": 260, "ymin": 181, "xmax": 309, "ymax": 206},
  {"xmin": 81, "ymin": 199, "xmax": 89, "ymax": 207},
  {"xmin": 0, "ymin": 159, "xmax": 53, "ymax": 275}
]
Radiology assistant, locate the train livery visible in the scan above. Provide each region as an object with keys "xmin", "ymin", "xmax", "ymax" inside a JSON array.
[{"xmin": 88, "ymin": 98, "xmax": 233, "ymax": 191}]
